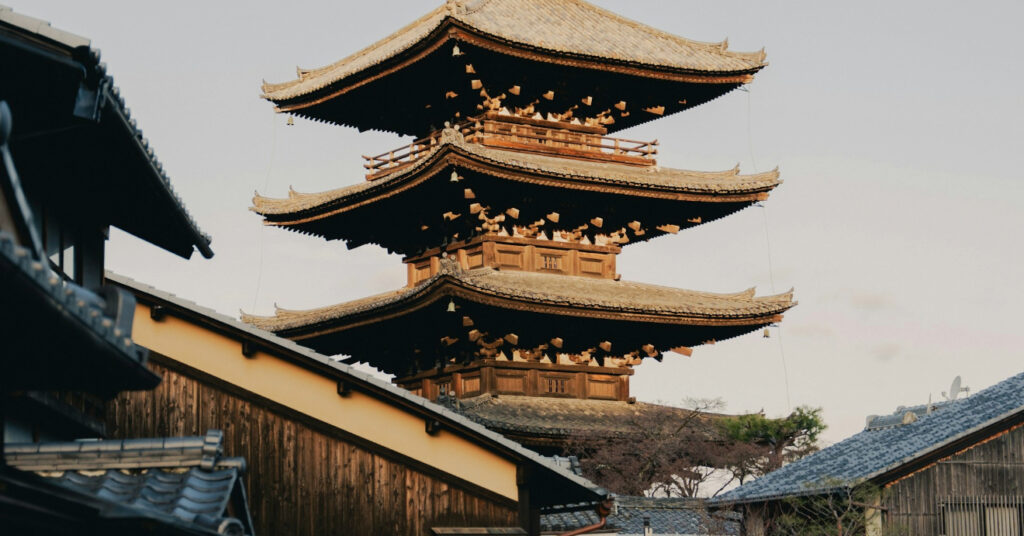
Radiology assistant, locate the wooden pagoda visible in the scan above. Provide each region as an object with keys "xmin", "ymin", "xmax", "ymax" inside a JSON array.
[{"xmin": 247, "ymin": 0, "xmax": 793, "ymax": 438}]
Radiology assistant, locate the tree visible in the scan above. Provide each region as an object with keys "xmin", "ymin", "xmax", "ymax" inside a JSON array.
[
  {"xmin": 718, "ymin": 406, "xmax": 826, "ymax": 480},
  {"xmin": 765, "ymin": 480, "xmax": 908, "ymax": 536},
  {"xmin": 563, "ymin": 400, "xmax": 825, "ymax": 498}
]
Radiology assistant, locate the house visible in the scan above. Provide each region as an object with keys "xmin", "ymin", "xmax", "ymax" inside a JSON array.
[{"xmin": 714, "ymin": 372, "xmax": 1024, "ymax": 535}]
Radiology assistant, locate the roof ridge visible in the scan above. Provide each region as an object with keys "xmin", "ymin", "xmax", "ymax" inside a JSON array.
[{"xmin": 553, "ymin": 0, "xmax": 766, "ymax": 63}]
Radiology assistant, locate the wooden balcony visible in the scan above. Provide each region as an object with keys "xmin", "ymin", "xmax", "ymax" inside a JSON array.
[{"xmin": 362, "ymin": 114, "xmax": 658, "ymax": 180}]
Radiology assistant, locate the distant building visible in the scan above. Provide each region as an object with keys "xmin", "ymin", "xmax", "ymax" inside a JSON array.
[
  {"xmin": 247, "ymin": 0, "xmax": 793, "ymax": 455},
  {"xmin": 714, "ymin": 372, "xmax": 1024, "ymax": 536}
]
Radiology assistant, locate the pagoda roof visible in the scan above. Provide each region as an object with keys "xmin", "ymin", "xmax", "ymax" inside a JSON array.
[
  {"xmin": 454, "ymin": 394, "xmax": 730, "ymax": 445},
  {"xmin": 251, "ymin": 129, "xmax": 779, "ymax": 254},
  {"xmin": 261, "ymin": 0, "xmax": 766, "ymax": 135},
  {"xmin": 241, "ymin": 260, "xmax": 793, "ymax": 372}
]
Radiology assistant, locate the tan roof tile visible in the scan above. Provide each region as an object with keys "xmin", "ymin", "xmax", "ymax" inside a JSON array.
[{"xmin": 262, "ymin": 0, "xmax": 765, "ymax": 102}]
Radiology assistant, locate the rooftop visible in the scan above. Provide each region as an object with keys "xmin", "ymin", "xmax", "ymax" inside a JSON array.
[
  {"xmin": 260, "ymin": 0, "xmax": 766, "ymax": 134},
  {"xmin": 542, "ymin": 496, "xmax": 739, "ymax": 535},
  {"xmin": 0, "ymin": 4, "xmax": 212, "ymax": 259},
  {"xmin": 715, "ymin": 371, "xmax": 1024, "ymax": 504},
  {"xmin": 452, "ymin": 395, "xmax": 734, "ymax": 450},
  {"xmin": 6, "ymin": 430, "xmax": 253, "ymax": 536},
  {"xmin": 0, "ymin": 232, "xmax": 158, "ymax": 393},
  {"xmin": 252, "ymin": 128, "xmax": 778, "ymax": 255},
  {"xmin": 245, "ymin": 261, "xmax": 793, "ymax": 332}
]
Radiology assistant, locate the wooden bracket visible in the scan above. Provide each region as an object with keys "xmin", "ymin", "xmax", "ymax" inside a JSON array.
[{"xmin": 150, "ymin": 305, "xmax": 167, "ymax": 321}]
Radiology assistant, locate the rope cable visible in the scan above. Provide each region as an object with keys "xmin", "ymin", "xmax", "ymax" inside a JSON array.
[
  {"xmin": 747, "ymin": 87, "xmax": 792, "ymax": 411},
  {"xmin": 251, "ymin": 113, "xmax": 279, "ymax": 313}
]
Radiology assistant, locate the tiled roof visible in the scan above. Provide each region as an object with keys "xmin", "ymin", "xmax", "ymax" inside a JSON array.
[
  {"xmin": 0, "ymin": 232, "xmax": 158, "ymax": 392},
  {"xmin": 251, "ymin": 128, "xmax": 779, "ymax": 219},
  {"xmin": 542, "ymin": 496, "xmax": 739, "ymax": 535},
  {"xmin": 262, "ymin": 0, "xmax": 765, "ymax": 102},
  {"xmin": 455, "ymin": 395, "xmax": 726, "ymax": 439},
  {"xmin": 107, "ymin": 272, "xmax": 609, "ymax": 507},
  {"xmin": 7, "ymin": 430, "xmax": 253, "ymax": 536},
  {"xmin": 243, "ymin": 260, "xmax": 793, "ymax": 333},
  {"xmin": 0, "ymin": 5, "xmax": 213, "ymax": 259},
  {"xmin": 716, "ymin": 371, "xmax": 1024, "ymax": 504}
]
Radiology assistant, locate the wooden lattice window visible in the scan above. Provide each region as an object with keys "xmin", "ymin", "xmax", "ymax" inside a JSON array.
[
  {"xmin": 545, "ymin": 377, "xmax": 568, "ymax": 394},
  {"xmin": 541, "ymin": 254, "xmax": 561, "ymax": 270}
]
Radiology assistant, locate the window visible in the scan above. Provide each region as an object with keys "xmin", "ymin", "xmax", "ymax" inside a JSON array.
[
  {"xmin": 944, "ymin": 498, "xmax": 1023, "ymax": 536},
  {"xmin": 544, "ymin": 377, "xmax": 567, "ymax": 394},
  {"xmin": 540, "ymin": 254, "xmax": 561, "ymax": 270}
]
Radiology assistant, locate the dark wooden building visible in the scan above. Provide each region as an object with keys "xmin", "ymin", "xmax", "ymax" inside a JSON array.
[
  {"xmin": 714, "ymin": 372, "xmax": 1024, "ymax": 536},
  {"xmin": 1, "ymin": 6, "xmax": 255, "ymax": 535},
  {"xmin": 247, "ymin": 0, "xmax": 793, "ymax": 451}
]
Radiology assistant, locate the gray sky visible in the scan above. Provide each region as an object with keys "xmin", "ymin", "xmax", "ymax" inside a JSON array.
[{"xmin": 15, "ymin": 0, "xmax": 1024, "ymax": 444}]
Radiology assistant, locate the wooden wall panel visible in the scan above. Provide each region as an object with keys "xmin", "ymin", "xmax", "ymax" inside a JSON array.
[
  {"xmin": 882, "ymin": 424, "xmax": 1024, "ymax": 535},
  {"xmin": 106, "ymin": 360, "xmax": 518, "ymax": 536}
]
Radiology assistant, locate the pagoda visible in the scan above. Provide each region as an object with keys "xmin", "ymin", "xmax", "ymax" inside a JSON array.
[{"xmin": 245, "ymin": 0, "xmax": 794, "ymax": 451}]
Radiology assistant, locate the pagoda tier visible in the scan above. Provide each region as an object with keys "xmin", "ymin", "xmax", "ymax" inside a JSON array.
[
  {"xmin": 261, "ymin": 0, "xmax": 766, "ymax": 136},
  {"xmin": 449, "ymin": 395, "xmax": 732, "ymax": 455},
  {"xmin": 252, "ymin": 126, "xmax": 780, "ymax": 257},
  {"xmin": 242, "ymin": 259, "xmax": 794, "ymax": 383}
]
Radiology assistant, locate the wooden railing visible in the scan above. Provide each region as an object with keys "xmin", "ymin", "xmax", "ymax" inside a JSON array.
[
  {"xmin": 464, "ymin": 119, "xmax": 657, "ymax": 166},
  {"xmin": 362, "ymin": 129, "xmax": 447, "ymax": 179},
  {"xmin": 362, "ymin": 117, "xmax": 657, "ymax": 180}
]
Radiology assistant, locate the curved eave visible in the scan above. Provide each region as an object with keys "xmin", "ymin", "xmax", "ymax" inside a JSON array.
[
  {"xmin": 243, "ymin": 270, "xmax": 795, "ymax": 338},
  {"xmin": 261, "ymin": 5, "xmax": 766, "ymax": 134},
  {"xmin": 252, "ymin": 141, "xmax": 780, "ymax": 227}
]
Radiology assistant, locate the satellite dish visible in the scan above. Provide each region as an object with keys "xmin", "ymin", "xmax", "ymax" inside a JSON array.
[{"xmin": 943, "ymin": 376, "xmax": 964, "ymax": 401}]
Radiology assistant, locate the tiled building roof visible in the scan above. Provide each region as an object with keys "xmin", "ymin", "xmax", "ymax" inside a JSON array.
[
  {"xmin": 6, "ymin": 430, "xmax": 254, "ymax": 536},
  {"xmin": 262, "ymin": 0, "xmax": 765, "ymax": 103},
  {"xmin": 0, "ymin": 4, "xmax": 212, "ymax": 259},
  {"xmin": 716, "ymin": 371, "xmax": 1024, "ymax": 504},
  {"xmin": 242, "ymin": 261, "xmax": 794, "ymax": 333},
  {"xmin": 455, "ymin": 395, "xmax": 726, "ymax": 440},
  {"xmin": 251, "ymin": 128, "xmax": 779, "ymax": 220},
  {"xmin": 542, "ymin": 496, "xmax": 739, "ymax": 535},
  {"xmin": 0, "ymin": 232, "xmax": 158, "ymax": 392}
]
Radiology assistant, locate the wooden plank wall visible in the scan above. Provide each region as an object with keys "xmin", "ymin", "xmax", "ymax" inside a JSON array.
[
  {"xmin": 105, "ymin": 359, "xmax": 518, "ymax": 536},
  {"xmin": 882, "ymin": 424, "xmax": 1024, "ymax": 535}
]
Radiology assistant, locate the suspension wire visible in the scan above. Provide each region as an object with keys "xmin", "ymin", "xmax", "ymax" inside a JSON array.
[
  {"xmin": 251, "ymin": 113, "xmax": 280, "ymax": 313},
  {"xmin": 747, "ymin": 87, "xmax": 792, "ymax": 411}
]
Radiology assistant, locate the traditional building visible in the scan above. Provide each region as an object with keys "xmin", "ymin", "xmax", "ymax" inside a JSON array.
[
  {"xmin": 714, "ymin": 372, "xmax": 1024, "ymax": 536},
  {"xmin": 247, "ymin": 0, "xmax": 794, "ymax": 450},
  {"xmin": 0, "ymin": 6, "xmax": 254, "ymax": 535},
  {"xmin": 107, "ymin": 272, "xmax": 607, "ymax": 536}
]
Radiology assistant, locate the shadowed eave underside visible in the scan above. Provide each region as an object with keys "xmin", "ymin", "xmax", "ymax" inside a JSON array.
[{"xmin": 241, "ymin": 264, "xmax": 794, "ymax": 334}]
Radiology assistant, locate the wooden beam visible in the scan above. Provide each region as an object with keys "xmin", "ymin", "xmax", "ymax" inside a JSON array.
[{"xmin": 671, "ymin": 346, "xmax": 694, "ymax": 357}]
